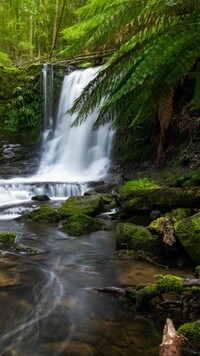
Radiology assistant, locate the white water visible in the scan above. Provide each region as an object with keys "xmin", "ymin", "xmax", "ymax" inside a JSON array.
[{"xmin": 0, "ymin": 66, "xmax": 114, "ymax": 208}]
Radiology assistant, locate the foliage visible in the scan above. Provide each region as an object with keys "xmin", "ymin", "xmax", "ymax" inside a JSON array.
[
  {"xmin": 0, "ymin": 0, "xmax": 87, "ymax": 64},
  {"xmin": 5, "ymin": 75, "xmax": 42, "ymax": 132},
  {"xmin": 61, "ymin": 0, "xmax": 200, "ymax": 129},
  {"xmin": 0, "ymin": 52, "xmax": 12, "ymax": 67}
]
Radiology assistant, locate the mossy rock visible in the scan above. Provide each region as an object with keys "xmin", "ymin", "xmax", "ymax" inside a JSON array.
[
  {"xmin": 174, "ymin": 212, "xmax": 200, "ymax": 264},
  {"xmin": 13, "ymin": 243, "xmax": 45, "ymax": 256},
  {"xmin": 60, "ymin": 213, "xmax": 105, "ymax": 236},
  {"xmin": 178, "ymin": 321, "xmax": 200, "ymax": 350},
  {"xmin": 57, "ymin": 195, "xmax": 105, "ymax": 219},
  {"xmin": 134, "ymin": 274, "xmax": 183, "ymax": 307},
  {"xmin": 0, "ymin": 232, "xmax": 16, "ymax": 245},
  {"xmin": 17, "ymin": 204, "xmax": 60, "ymax": 223},
  {"xmin": 119, "ymin": 178, "xmax": 160, "ymax": 194},
  {"xmin": 155, "ymin": 274, "xmax": 183, "ymax": 294},
  {"xmin": 116, "ymin": 222, "xmax": 163, "ymax": 254},
  {"xmin": 119, "ymin": 187, "xmax": 200, "ymax": 214},
  {"xmin": 148, "ymin": 208, "xmax": 191, "ymax": 245}
]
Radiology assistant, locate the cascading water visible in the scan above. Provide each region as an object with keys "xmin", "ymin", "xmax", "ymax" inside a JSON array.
[
  {"xmin": 38, "ymin": 67, "xmax": 114, "ymax": 182},
  {"xmin": 0, "ymin": 65, "xmax": 114, "ymax": 212}
]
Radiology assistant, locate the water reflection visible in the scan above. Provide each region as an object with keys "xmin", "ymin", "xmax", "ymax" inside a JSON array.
[{"xmin": 0, "ymin": 219, "xmax": 162, "ymax": 355}]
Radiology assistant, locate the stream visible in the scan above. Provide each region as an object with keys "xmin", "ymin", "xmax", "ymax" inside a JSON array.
[
  {"xmin": 0, "ymin": 217, "xmax": 165, "ymax": 355},
  {"xmin": 0, "ymin": 66, "xmax": 193, "ymax": 355}
]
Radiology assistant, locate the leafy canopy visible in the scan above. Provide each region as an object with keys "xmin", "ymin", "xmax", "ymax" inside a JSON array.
[{"xmin": 62, "ymin": 0, "xmax": 200, "ymax": 128}]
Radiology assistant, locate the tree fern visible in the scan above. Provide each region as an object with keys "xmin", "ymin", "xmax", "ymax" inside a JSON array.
[{"xmin": 62, "ymin": 0, "xmax": 200, "ymax": 129}]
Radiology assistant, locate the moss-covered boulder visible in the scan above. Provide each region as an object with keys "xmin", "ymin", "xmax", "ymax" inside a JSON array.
[
  {"xmin": 148, "ymin": 208, "xmax": 191, "ymax": 246},
  {"xmin": 119, "ymin": 187, "xmax": 200, "ymax": 214},
  {"xmin": 116, "ymin": 222, "xmax": 163, "ymax": 254},
  {"xmin": 60, "ymin": 213, "xmax": 105, "ymax": 236},
  {"xmin": 57, "ymin": 195, "xmax": 105, "ymax": 219},
  {"xmin": 178, "ymin": 321, "xmax": 200, "ymax": 351},
  {"xmin": 18, "ymin": 204, "xmax": 60, "ymax": 223},
  {"xmin": 0, "ymin": 232, "xmax": 16, "ymax": 245},
  {"xmin": 174, "ymin": 212, "xmax": 200, "ymax": 264}
]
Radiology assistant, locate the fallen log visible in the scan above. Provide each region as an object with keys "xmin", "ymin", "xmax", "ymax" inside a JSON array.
[{"xmin": 159, "ymin": 318, "xmax": 187, "ymax": 356}]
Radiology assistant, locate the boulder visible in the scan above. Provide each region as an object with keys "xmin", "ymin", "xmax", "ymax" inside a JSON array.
[
  {"xmin": 60, "ymin": 213, "xmax": 105, "ymax": 236},
  {"xmin": 57, "ymin": 195, "xmax": 105, "ymax": 219},
  {"xmin": 174, "ymin": 212, "xmax": 200, "ymax": 264},
  {"xmin": 31, "ymin": 195, "xmax": 50, "ymax": 201},
  {"xmin": 116, "ymin": 222, "xmax": 163, "ymax": 254},
  {"xmin": 17, "ymin": 204, "xmax": 60, "ymax": 223},
  {"xmin": 178, "ymin": 321, "xmax": 200, "ymax": 352}
]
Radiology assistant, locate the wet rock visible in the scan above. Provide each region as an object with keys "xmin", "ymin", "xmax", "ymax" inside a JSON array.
[
  {"xmin": 2, "ymin": 144, "xmax": 21, "ymax": 159},
  {"xmin": 57, "ymin": 195, "xmax": 105, "ymax": 218},
  {"xmin": 0, "ymin": 232, "xmax": 17, "ymax": 245},
  {"xmin": 60, "ymin": 213, "xmax": 106, "ymax": 236},
  {"xmin": 0, "ymin": 231, "xmax": 45, "ymax": 256},
  {"xmin": 31, "ymin": 195, "xmax": 50, "ymax": 201},
  {"xmin": 17, "ymin": 204, "xmax": 60, "ymax": 223}
]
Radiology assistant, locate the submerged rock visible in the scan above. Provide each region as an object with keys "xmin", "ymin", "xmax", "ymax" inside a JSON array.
[
  {"xmin": 57, "ymin": 195, "xmax": 105, "ymax": 218},
  {"xmin": 0, "ymin": 231, "xmax": 45, "ymax": 256},
  {"xmin": 174, "ymin": 212, "xmax": 200, "ymax": 265},
  {"xmin": 116, "ymin": 222, "xmax": 162, "ymax": 254},
  {"xmin": 17, "ymin": 204, "xmax": 60, "ymax": 223},
  {"xmin": 60, "ymin": 213, "xmax": 106, "ymax": 236}
]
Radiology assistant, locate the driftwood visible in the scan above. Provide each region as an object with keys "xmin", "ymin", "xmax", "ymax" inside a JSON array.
[{"xmin": 159, "ymin": 318, "xmax": 187, "ymax": 356}]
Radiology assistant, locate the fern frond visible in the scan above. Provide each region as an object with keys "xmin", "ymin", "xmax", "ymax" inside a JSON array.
[{"xmin": 62, "ymin": 0, "xmax": 200, "ymax": 130}]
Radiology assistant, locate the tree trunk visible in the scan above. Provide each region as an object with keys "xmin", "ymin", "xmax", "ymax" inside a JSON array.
[
  {"xmin": 159, "ymin": 318, "xmax": 187, "ymax": 356},
  {"xmin": 50, "ymin": 0, "xmax": 67, "ymax": 58}
]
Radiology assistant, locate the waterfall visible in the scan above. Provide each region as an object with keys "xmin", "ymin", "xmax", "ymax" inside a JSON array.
[
  {"xmin": 42, "ymin": 63, "xmax": 54, "ymax": 144},
  {"xmin": 38, "ymin": 67, "xmax": 114, "ymax": 182},
  {"xmin": 0, "ymin": 66, "xmax": 114, "ymax": 209}
]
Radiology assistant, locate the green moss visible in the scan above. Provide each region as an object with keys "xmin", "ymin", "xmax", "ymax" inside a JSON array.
[
  {"xmin": 116, "ymin": 222, "xmax": 162, "ymax": 254},
  {"xmin": 135, "ymin": 283, "xmax": 158, "ymax": 307},
  {"xmin": 60, "ymin": 213, "xmax": 105, "ymax": 236},
  {"xmin": 155, "ymin": 274, "xmax": 183, "ymax": 294},
  {"xmin": 57, "ymin": 195, "xmax": 104, "ymax": 218},
  {"xmin": 0, "ymin": 232, "xmax": 16, "ymax": 245},
  {"xmin": 134, "ymin": 274, "xmax": 183, "ymax": 307},
  {"xmin": 178, "ymin": 321, "xmax": 200, "ymax": 347},
  {"xmin": 175, "ymin": 212, "xmax": 200, "ymax": 264},
  {"xmin": 18, "ymin": 204, "xmax": 60, "ymax": 223},
  {"xmin": 148, "ymin": 208, "xmax": 191, "ymax": 241},
  {"xmin": 120, "ymin": 178, "xmax": 160, "ymax": 194}
]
